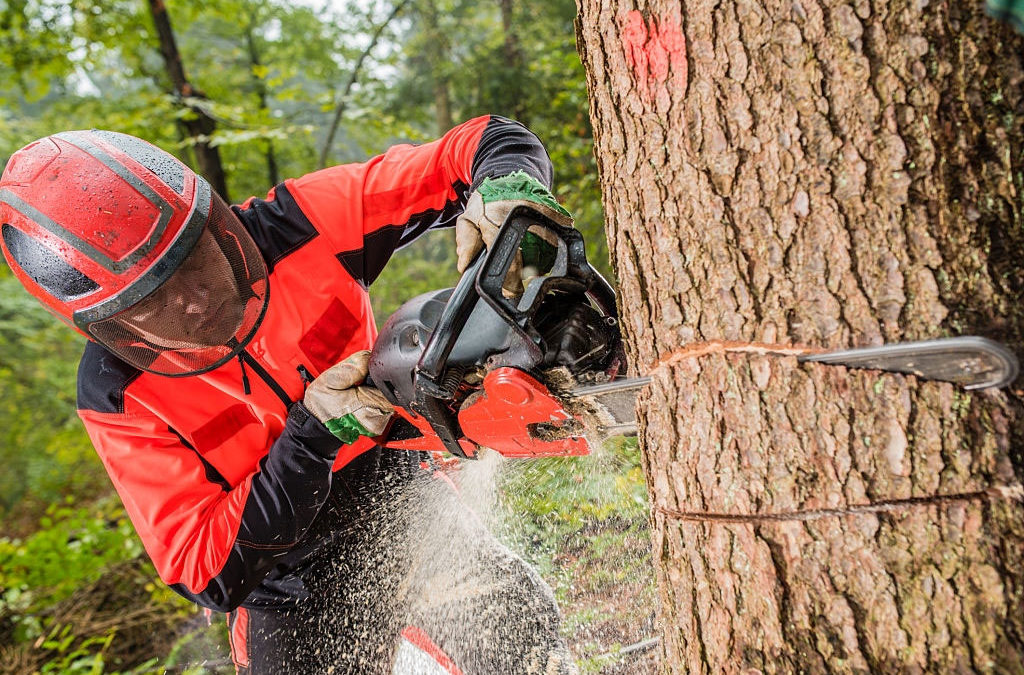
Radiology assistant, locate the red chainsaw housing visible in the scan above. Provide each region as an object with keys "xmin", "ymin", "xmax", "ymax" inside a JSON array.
[
  {"xmin": 459, "ymin": 368, "xmax": 590, "ymax": 458},
  {"xmin": 379, "ymin": 368, "xmax": 589, "ymax": 458},
  {"xmin": 382, "ymin": 406, "xmax": 479, "ymax": 458}
]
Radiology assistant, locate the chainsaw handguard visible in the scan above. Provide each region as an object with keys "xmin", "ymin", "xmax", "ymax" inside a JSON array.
[{"xmin": 418, "ymin": 206, "xmax": 615, "ymax": 386}]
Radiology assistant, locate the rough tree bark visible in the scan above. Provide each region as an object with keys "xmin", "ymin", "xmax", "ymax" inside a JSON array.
[{"xmin": 576, "ymin": 1, "xmax": 1024, "ymax": 672}]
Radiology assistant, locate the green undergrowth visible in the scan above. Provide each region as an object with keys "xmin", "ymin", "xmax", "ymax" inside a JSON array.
[
  {"xmin": 0, "ymin": 497, "xmax": 221, "ymax": 674},
  {"xmin": 0, "ymin": 439, "xmax": 656, "ymax": 674},
  {"xmin": 493, "ymin": 437, "xmax": 659, "ymax": 673}
]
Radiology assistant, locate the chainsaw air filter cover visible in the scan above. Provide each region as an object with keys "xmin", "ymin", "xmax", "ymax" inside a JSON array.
[{"xmin": 369, "ymin": 287, "xmax": 516, "ymax": 410}]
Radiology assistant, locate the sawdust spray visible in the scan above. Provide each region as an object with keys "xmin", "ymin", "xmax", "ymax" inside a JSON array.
[
  {"xmin": 395, "ymin": 450, "xmax": 580, "ymax": 674},
  {"xmin": 303, "ymin": 449, "xmax": 581, "ymax": 674}
]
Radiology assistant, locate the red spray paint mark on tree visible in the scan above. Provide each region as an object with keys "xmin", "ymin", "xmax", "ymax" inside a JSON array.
[{"xmin": 620, "ymin": 9, "xmax": 687, "ymax": 103}]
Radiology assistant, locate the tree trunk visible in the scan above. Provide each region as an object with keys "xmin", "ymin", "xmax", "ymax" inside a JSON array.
[
  {"xmin": 147, "ymin": 0, "xmax": 229, "ymax": 201},
  {"xmin": 319, "ymin": 0, "xmax": 411, "ymax": 168},
  {"xmin": 421, "ymin": 0, "xmax": 454, "ymax": 136},
  {"xmin": 499, "ymin": 0, "xmax": 527, "ymax": 123},
  {"xmin": 576, "ymin": 1, "xmax": 1024, "ymax": 672},
  {"xmin": 244, "ymin": 20, "xmax": 278, "ymax": 187}
]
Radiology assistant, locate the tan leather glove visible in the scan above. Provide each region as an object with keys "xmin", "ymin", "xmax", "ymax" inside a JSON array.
[
  {"xmin": 303, "ymin": 350, "xmax": 394, "ymax": 443},
  {"xmin": 455, "ymin": 171, "xmax": 573, "ymax": 296}
]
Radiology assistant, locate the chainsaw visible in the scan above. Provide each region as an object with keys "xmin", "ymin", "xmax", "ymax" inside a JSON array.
[{"xmin": 368, "ymin": 206, "xmax": 1020, "ymax": 460}]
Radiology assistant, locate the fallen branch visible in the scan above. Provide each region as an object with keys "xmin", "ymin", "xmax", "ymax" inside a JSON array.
[{"xmin": 594, "ymin": 636, "xmax": 660, "ymax": 661}]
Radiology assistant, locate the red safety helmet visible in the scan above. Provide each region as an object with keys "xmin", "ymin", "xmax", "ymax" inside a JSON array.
[{"xmin": 0, "ymin": 130, "xmax": 269, "ymax": 376}]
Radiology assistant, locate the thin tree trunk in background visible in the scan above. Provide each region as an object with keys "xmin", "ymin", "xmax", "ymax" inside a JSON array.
[
  {"xmin": 576, "ymin": 0, "xmax": 1024, "ymax": 672},
  {"xmin": 319, "ymin": 0, "xmax": 411, "ymax": 168},
  {"xmin": 244, "ymin": 21, "xmax": 278, "ymax": 187},
  {"xmin": 147, "ymin": 0, "xmax": 228, "ymax": 201},
  {"xmin": 499, "ymin": 0, "xmax": 527, "ymax": 124},
  {"xmin": 433, "ymin": 67, "xmax": 453, "ymax": 137},
  {"xmin": 421, "ymin": 0, "xmax": 453, "ymax": 136}
]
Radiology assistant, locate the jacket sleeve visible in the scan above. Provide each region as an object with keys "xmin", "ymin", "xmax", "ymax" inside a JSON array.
[
  {"xmin": 285, "ymin": 114, "xmax": 554, "ymax": 287},
  {"xmin": 78, "ymin": 402, "xmax": 341, "ymax": 612}
]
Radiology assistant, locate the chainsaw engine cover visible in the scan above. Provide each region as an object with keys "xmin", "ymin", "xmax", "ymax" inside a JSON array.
[
  {"xmin": 369, "ymin": 287, "xmax": 515, "ymax": 409},
  {"xmin": 369, "ymin": 285, "xmax": 620, "ymax": 411}
]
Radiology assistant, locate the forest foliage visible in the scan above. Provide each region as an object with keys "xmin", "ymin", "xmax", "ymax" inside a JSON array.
[
  {"xmin": 0, "ymin": 1, "xmax": 636, "ymax": 672},
  {"xmin": 0, "ymin": 0, "xmax": 604, "ymax": 525}
]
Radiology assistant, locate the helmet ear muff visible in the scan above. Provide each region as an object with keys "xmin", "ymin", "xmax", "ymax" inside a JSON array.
[{"xmin": 1, "ymin": 223, "xmax": 99, "ymax": 301}]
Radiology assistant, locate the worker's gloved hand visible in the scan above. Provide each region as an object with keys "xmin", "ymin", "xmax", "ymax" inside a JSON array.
[
  {"xmin": 455, "ymin": 171, "xmax": 573, "ymax": 296},
  {"xmin": 303, "ymin": 350, "xmax": 394, "ymax": 444}
]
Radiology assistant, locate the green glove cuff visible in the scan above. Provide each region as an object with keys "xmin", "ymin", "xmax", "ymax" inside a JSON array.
[
  {"xmin": 325, "ymin": 413, "xmax": 372, "ymax": 444},
  {"xmin": 476, "ymin": 171, "xmax": 572, "ymax": 218}
]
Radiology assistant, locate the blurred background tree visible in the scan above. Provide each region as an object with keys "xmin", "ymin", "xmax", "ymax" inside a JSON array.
[{"xmin": 0, "ymin": 0, "xmax": 603, "ymax": 528}]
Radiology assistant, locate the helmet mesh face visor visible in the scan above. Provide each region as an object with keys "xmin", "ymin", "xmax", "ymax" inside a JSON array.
[{"xmin": 88, "ymin": 197, "xmax": 269, "ymax": 376}]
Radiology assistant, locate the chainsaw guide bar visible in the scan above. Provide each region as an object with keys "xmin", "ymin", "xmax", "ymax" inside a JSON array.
[
  {"xmin": 370, "ymin": 207, "xmax": 1020, "ymax": 458},
  {"xmin": 561, "ymin": 337, "xmax": 1019, "ymax": 438},
  {"xmin": 798, "ymin": 337, "xmax": 1019, "ymax": 390},
  {"xmin": 563, "ymin": 376, "xmax": 652, "ymax": 436}
]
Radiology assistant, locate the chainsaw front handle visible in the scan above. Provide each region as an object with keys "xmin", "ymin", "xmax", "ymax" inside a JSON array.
[{"xmin": 405, "ymin": 205, "xmax": 620, "ymax": 457}]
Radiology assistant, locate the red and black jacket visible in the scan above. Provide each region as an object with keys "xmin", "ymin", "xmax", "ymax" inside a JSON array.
[{"xmin": 76, "ymin": 116, "xmax": 555, "ymax": 612}]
